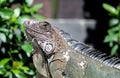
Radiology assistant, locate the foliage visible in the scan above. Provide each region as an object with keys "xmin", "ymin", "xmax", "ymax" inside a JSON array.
[
  {"xmin": 0, "ymin": 0, "xmax": 45, "ymax": 78},
  {"xmin": 103, "ymin": 3, "xmax": 120, "ymax": 55}
]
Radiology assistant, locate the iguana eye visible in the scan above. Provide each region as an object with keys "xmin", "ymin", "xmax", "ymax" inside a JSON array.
[
  {"xmin": 39, "ymin": 21, "xmax": 51, "ymax": 31},
  {"xmin": 41, "ymin": 23, "xmax": 47, "ymax": 29}
]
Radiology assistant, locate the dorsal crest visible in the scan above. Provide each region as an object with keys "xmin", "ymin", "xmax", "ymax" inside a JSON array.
[{"xmin": 60, "ymin": 29, "xmax": 120, "ymax": 69}]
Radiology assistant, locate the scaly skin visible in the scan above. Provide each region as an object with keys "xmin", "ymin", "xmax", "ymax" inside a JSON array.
[
  {"xmin": 24, "ymin": 20, "xmax": 69, "ymax": 78},
  {"xmin": 24, "ymin": 19, "xmax": 120, "ymax": 78}
]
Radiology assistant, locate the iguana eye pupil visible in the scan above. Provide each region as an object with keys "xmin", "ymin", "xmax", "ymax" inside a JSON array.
[
  {"xmin": 42, "ymin": 24, "xmax": 48, "ymax": 30},
  {"xmin": 43, "ymin": 24, "xmax": 47, "ymax": 27},
  {"xmin": 39, "ymin": 23, "xmax": 48, "ymax": 31}
]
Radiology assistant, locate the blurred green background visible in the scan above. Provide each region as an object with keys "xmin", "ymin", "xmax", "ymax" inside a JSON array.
[
  {"xmin": 0, "ymin": 0, "xmax": 45, "ymax": 78},
  {"xmin": 103, "ymin": 3, "xmax": 120, "ymax": 56}
]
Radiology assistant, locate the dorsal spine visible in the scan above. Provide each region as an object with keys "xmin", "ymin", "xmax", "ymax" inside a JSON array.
[{"xmin": 60, "ymin": 29, "xmax": 120, "ymax": 70}]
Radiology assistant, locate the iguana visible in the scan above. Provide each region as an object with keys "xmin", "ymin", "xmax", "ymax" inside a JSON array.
[{"xmin": 24, "ymin": 19, "xmax": 120, "ymax": 78}]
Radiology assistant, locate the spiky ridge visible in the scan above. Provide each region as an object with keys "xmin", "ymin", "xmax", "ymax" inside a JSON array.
[{"xmin": 60, "ymin": 29, "xmax": 120, "ymax": 70}]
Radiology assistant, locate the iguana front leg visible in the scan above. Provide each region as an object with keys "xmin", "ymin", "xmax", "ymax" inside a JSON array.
[
  {"xmin": 32, "ymin": 38, "xmax": 52, "ymax": 78},
  {"xmin": 32, "ymin": 50, "xmax": 48, "ymax": 78},
  {"xmin": 48, "ymin": 51, "xmax": 68, "ymax": 78}
]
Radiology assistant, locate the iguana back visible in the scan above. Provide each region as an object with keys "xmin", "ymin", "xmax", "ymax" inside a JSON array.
[{"xmin": 50, "ymin": 29, "xmax": 120, "ymax": 78}]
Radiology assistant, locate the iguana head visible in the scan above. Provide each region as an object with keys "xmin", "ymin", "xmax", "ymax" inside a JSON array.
[{"xmin": 24, "ymin": 19, "xmax": 66, "ymax": 55}]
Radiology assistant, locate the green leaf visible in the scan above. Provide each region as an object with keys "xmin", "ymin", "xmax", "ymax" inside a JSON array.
[
  {"xmin": 0, "ymin": 0, "xmax": 7, "ymax": 5},
  {"xmin": 16, "ymin": 34, "xmax": 22, "ymax": 41},
  {"xmin": 111, "ymin": 44, "xmax": 118, "ymax": 55},
  {"xmin": 21, "ymin": 43, "xmax": 33, "ymax": 57},
  {"xmin": 24, "ymin": 70, "xmax": 34, "ymax": 75},
  {"xmin": 117, "ymin": 5, "xmax": 120, "ymax": 13},
  {"xmin": 104, "ymin": 34, "xmax": 118, "ymax": 43},
  {"xmin": 20, "ymin": 25, "xmax": 25, "ymax": 34},
  {"xmin": 15, "ymin": 72, "xmax": 26, "ymax": 78},
  {"xmin": 109, "ymin": 42, "xmax": 113, "ymax": 47},
  {"xmin": 18, "ymin": 53, "xmax": 23, "ymax": 60},
  {"xmin": 29, "ymin": 4, "xmax": 43, "ymax": 12},
  {"xmin": 25, "ymin": 0, "xmax": 33, "ymax": 6},
  {"xmin": 21, "ymin": 43, "xmax": 33, "ymax": 53},
  {"xmin": 8, "ymin": 72, "xmax": 13, "ymax": 78},
  {"xmin": 0, "ymin": 33, "xmax": 6, "ymax": 42},
  {"xmin": 108, "ymin": 27, "xmax": 119, "ymax": 35},
  {"xmin": 0, "ymin": 8, "xmax": 14, "ymax": 19},
  {"xmin": 14, "ymin": 28, "xmax": 22, "ymax": 41},
  {"xmin": 109, "ymin": 18, "xmax": 119, "ymax": 26},
  {"xmin": 104, "ymin": 35, "xmax": 111, "ymax": 43},
  {"xmin": 5, "ymin": 63, "xmax": 11, "ymax": 69},
  {"xmin": 32, "ymin": 14, "xmax": 46, "ymax": 20},
  {"xmin": 8, "ymin": 33, "xmax": 13, "ymax": 39},
  {"xmin": 12, "ymin": 61, "xmax": 23, "ymax": 69},
  {"xmin": 11, "ymin": 8, "xmax": 21, "ymax": 22},
  {"xmin": 13, "ymin": 8, "xmax": 21, "ymax": 18},
  {"xmin": 20, "ymin": 66, "xmax": 29, "ymax": 71},
  {"xmin": 1, "ymin": 47, "xmax": 5, "ymax": 54},
  {"xmin": 16, "ymin": 15, "xmax": 30, "ymax": 24},
  {"xmin": 11, "ymin": 50, "xmax": 19, "ymax": 53},
  {"xmin": 103, "ymin": 3, "xmax": 118, "ymax": 15},
  {"xmin": 11, "ymin": 69, "xmax": 20, "ymax": 74},
  {"xmin": 0, "ymin": 58, "xmax": 10, "ymax": 68},
  {"xmin": 0, "ymin": 68, "xmax": 6, "ymax": 75},
  {"xmin": 23, "ymin": 3, "xmax": 29, "ymax": 13},
  {"xmin": 4, "ymin": 71, "xmax": 12, "ymax": 77},
  {"xmin": 0, "ymin": 28, "xmax": 9, "ymax": 32}
]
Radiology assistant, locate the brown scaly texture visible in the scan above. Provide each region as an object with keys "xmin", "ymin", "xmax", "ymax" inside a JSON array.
[
  {"xmin": 24, "ymin": 19, "xmax": 69, "ymax": 78},
  {"xmin": 24, "ymin": 19, "xmax": 120, "ymax": 78}
]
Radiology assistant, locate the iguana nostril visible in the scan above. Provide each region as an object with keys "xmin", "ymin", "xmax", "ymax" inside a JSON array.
[{"xmin": 27, "ymin": 21, "xmax": 30, "ymax": 25}]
